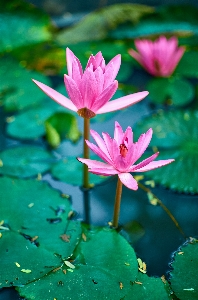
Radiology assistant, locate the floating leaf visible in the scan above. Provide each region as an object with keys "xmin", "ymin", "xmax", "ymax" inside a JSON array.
[
  {"xmin": 0, "ymin": 57, "xmax": 50, "ymax": 111},
  {"xmin": 175, "ymin": 51, "xmax": 198, "ymax": 78},
  {"xmin": 6, "ymin": 97, "xmax": 67, "ymax": 140},
  {"xmin": 0, "ymin": 231, "xmax": 60, "ymax": 287},
  {"xmin": 45, "ymin": 112, "xmax": 81, "ymax": 147},
  {"xmin": 124, "ymin": 272, "xmax": 170, "ymax": 299},
  {"xmin": 56, "ymin": 4, "xmax": 154, "ymax": 45},
  {"xmin": 51, "ymin": 156, "xmax": 108, "ymax": 186},
  {"xmin": 0, "ymin": 177, "xmax": 71, "ymax": 231},
  {"xmin": 110, "ymin": 21, "xmax": 198, "ymax": 39},
  {"xmin": 0, "ymin": 146, "xmax": 53, "ymax": 178},
  {"xmin": 17, "ymin": 229, "xmax": 140, "ymax": 300},
  {"xmin": 135, "ymin": 110, "xmax": 198, "ymax": 193},
  {"xmin": 12, "ymin": 43, "xmax": 66, "ymax": 75},
  {"xmin": 147, "ymin": 77, "xmax": 194, "ymax": 107},
  {"xmin": 170, "ymin": 241, "xmax": 198, "ymax": 300},
  {"xmin": 0, "ymin": 0, "xmax": 51, "ymax": 53}
]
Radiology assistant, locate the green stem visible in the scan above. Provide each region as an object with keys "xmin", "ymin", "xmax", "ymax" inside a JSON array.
[
  {"xmin": 112, "ymin": 177, "xmax": 123, "ymax": 228},
  {"xmin": 83, "ymin": 118, "xmax": 90, "ymax": 189}
]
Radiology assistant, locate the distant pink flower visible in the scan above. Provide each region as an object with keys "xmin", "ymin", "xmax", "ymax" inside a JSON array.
[
  {"xmin": 78, "ymin": 122, "xmax": 174, "ymax": 190},
  {"xmin": 33, "ymin": 48, "xmax": 148, "ymax": 119},
  {"xmin": 129, "ymin": 36, "xmax": 185, "ymax": 77}
]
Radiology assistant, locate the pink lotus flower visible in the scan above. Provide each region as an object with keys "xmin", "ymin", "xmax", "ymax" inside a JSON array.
[
  {"xmin": 78, "ymin": 122, "xmax": 174, "ymax": 190},
  {"xmin": 33, "ymin": 48, "xmax": 148, "ymax": 119},
  {"xmin": 128, "ymin": 36, "xmax": 185, "ymax": 77}
]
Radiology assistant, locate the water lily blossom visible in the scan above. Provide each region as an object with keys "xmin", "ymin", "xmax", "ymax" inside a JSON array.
[
  {"xmin": 128, "ymin": 36, "xmax": 185, "ymax": 77},
  {"xmin": 78, "ymin": 122, "xmax": 174, "ymax": 227},
  {"xmin": 33, "ymin": 48, "xmax": 148, "ymax": 119},
  {"xmin": 78, "ymin": 122, "xmax": 174, "ymax": 190}
]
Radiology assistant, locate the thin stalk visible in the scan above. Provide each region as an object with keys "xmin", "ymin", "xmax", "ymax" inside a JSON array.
[
  {"xmin": 138, "ymin": 182, "xmax": 186, "ymax": 239},
  {"xmin": 83, "ymin": 118, "xmax": 90, "ymax": 189},
  {"xmin": 112, "ymin": 177, "xmax": 123, "ymax": 228}
]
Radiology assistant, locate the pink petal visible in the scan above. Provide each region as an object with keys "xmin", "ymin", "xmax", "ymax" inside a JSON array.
[
  {"xmin": 97, "ymin": 91, "xmax": 148, "ymax": 114},
  {"xmin": 66, "ymin": 48, "xmax": 83, "ymax": 78},
  {"xmin": 79, "ymin": 67, "xmax": 98, "ymax": 108},
  {"xmin": 114, "ymin": 121, "xmax": 124, "ymax": 145},
  {"xmin": 104, "ymin": 54, "xmax": 121, "ymax": 88},
  {"xmin": 64, "ymin": 75, "xmax": 83, "ymax": 109},
  {"xmin": 102, "ymin": 132, "xmax": 114, "ymax": 159},
  {"xmin": 94, "ymin": 51, "xmax": 104, "ymax": 67},
  {"xmin": 32, "ymin": 79, "xmax": 77, "ymax": 112},
  {"xmin": 86, "ymin": 55, "xmax": 96, "ymax": 70},
  {"xmin": 134, "ymin": 159, "xmax": 174, "ymax": 172},
  {"xmin": 86, "ymin": 140, "xmax": 113, "ymax": 165},
  {"xmin": 90, "ymin": 130, "xmax": 111, "ymax": 160},
  {"xmin": 130, "ymin": 152, "xmax": 159, "ymax": 171},
  {"xmin": 134, "ymin": 128, "xmax": 153, "ymax": 163},
  {"xmin": 89, "ymin": 168, "xmax": 119, "ymax": 176},
  {"xmin": 71, "ymin": 58, "xmax": 82, "ymax": 87},
  {"xmin": 118, "ymin": 173, "xmax": 138, "ymax": 190},
  {"xmin": 128, "ymin": 49, "xmax": 143, "ymax": 65},
  {"xmin": 77, "ymin": 158, "xmax": 113, "ymax": 169},
  {"xmin": 90, "ymin": 81, "xmax": 118, "ymax": 112},
  {"xmin": 103, "ymin": 63, "xmax": 116, "ymax": 89},
  {"xmin": 94, "ymin": 67, "xmax": 104, "ymax": 95}
]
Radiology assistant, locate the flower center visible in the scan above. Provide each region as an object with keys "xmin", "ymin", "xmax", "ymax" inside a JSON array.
[
  {"xmin": 119, "ymin": 143, "xmax": 128, "ymax": 158},
  {"xmin": 77, "ymin": 107, "xmax": 96, "ymax": 119}
]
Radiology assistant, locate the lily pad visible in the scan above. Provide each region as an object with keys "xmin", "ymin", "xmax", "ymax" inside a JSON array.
[
  {"xmin": 0, "ymin": 57, "xmax": 50, "ymax": 111},
  {"xmin": 56, "ymin": 4, "xmax": 153, "ymax": 44},
  {"xmin": 110, "ymin": 20, "xmax": 198, "ymax": 39},
  {"xmin": 175, "ymin": 51, "xmax": 198, "ymax": 77},
  {"xmin": 0, "ymin": 177, "xmax": 71, "ymax": 231},
  {"xmin": 0, "ymin": 176, "xmax": 82, "ymax": 287},
  {"xmin": 170, "ymin": 241, "xmax": 198, "ymax": 300},
  {"xmin": 0, "ymin": 231, "xmax": 61, "ymax": 288},
  {"xmin": 0, "ymin": 146, "xmax": 53, "ymax": 178},
  {"xmin": 147, "ymin": 77, "xmax": 194, "ymax": 107},
  {"xmin": 12, "ymin": 43, "xmax": 66, "ymax": 76},
  {"xmin": 134, "ymin": 110, "xmax": 198, "ymax": 193},
  {"xmin": 51, "ymin": 156, "xmax": 108, "ymax": 186},
  {"xmin": 6, "ymin": 96, "xmax": 69, "ymax": 140},
  {"xmin": 45, "ymin": 112, "xmax": 81, "ymax": 148},
  {"xmin": 0, "ymin": 0, "xmax": 51, "ymax": 53},
  {"xmin": 17, "ymin": 229, "xmax": 140, "ymax": 300},
  {"xmin": 124, "ymin": 272, "xmax": 170, "ymax": 299}
]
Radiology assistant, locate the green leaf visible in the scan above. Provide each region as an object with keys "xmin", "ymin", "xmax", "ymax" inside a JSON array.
[
  {"xmin": 0, "ymin": 56, "xmax": 51, "ymax": 111},
  {"xmin": 12, "ymin": 42, "xmax": 66, "ymax": 76},
  {"xmin": 51, "ymin": 156, "xmax": 108, "ymax": 186},
  {"xmin": 6, "ymin": 96, "xmax": 67, "ymax": 140},
  {"xmin": 45, "ymin": 112, "xmax": 81, "ymax": 147},
  {"xmin": 0, "ymin": 146, "xmax": 53, "ymax": 178},
  {"xmin": 17, "ymin": 229, "xmax": 140, "ymax": 300},
  {"xmin": 0, "ymin": 231, "xmax": 61, "ymax": 287},
  {"xmin": 23, "ymin": 220, "xmax": 82, "ymax": 260},
  {"xmin": 0, "ymin": 177, "xmax": 71, "ymax": 231},
  {"xmin": 175, "ymin": 51, "xmax": 198, "ymax": 77},
  {"xmin": 110, "ymin": 20, "xmax": 198, "ymax": 39},
  {"xmin": 134, "ymin": 110, "xmax": 198, "ymax": 193},
  {"xmin": 170, "ymin": 241, "xmax": 198, "ymax": 300},
  {"xmin": 147, "ymin": 77, "xmax": 194, "ymax": 107},
  {"xmin": 0, "ymin": 0, "xmax": 51, "ymax": 53},
  {"xmin": 0, "ymin": 176, "xmax": 82, "ymax": 287},
  {"xmin": 125, "ymin": 272, "xmax": 170, "ymax": 299},
  {"xmin": 56, "ymin": 4, "xmax": 153, "ymax": 45}
]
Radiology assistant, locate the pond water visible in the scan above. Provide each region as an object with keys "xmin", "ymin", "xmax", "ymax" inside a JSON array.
[{"xmin": 1, "ymin": 80, "xmax": 198, "ymax": 299}]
